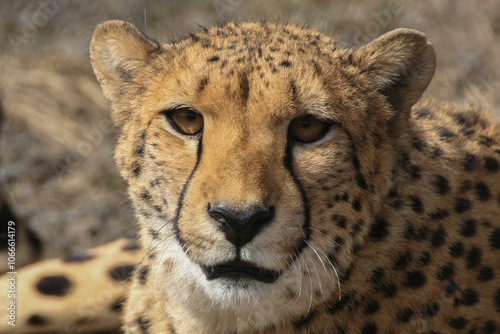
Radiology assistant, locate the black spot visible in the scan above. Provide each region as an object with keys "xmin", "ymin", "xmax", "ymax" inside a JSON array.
[
  {"xmin": 475, "ymin": 182, "xmax": 492, "ymax": 201},
  {"xmin": 463, "ymin": 153, "xmax": 478, "ymax": 171},
  {"xmin": 453, "ymin": 112, "xmax": 468, "ymax": 125},
  {"xmin": 437, "ymin": 127, "xmax": 456, "ymax": 140},
  {"xmin": 430, "ymin": 228, "xmax": 446, "ymax": 247},
  {"xmin": 398, "ymin": 152, "xmax": 422, "ymax": 179},
  {"xmin": 133, "ymin": 166, "xmax": 142, "ymax": 177},
  {"xmin": 409, "ymin": 195, "xmax": 424, "ymax": 213},
  {"xmin": 190, "ymin": 33, "xmax": 200, "ymax": 42},
  {"xmin": 437, "ymin": 263, "xmax": 455, "ymax": 280},
  {"xmin": 280, "ymin": 60, "xmax": 292, "ymax": 67},
  {"xmin": 363, "ymin": 300, "xmax": 380, "ymax": 315},
  {"xmin": 454, "ymin": 197, "xmax": 471, "ymax": 213},
  {"xmin": 477, "ymin": 266, "xmax": 494, "ymax": 282},
  {"xmin": 404, "ymin": 271, "xmax": 427, "ymax": 289},
  {"xmin": 412, "ymin": 137, "xmax": 427, "ymax": 150},
  {"xmin": 333, "ymin": 235, "xmax": 344, "ymax": 251},
  {"xmin": 388, "ymin": 188, "xmax": 398, "ymax": 198},
  {"xmin": 466, "ymin": 247, "xmax": 482, "ymax": 268},
  {"xmin": 393, "ymin": 251, "xmax": 412, "ymax": 269},
  {"xmin": 136, "ymin": 316, "xmax": 151, "ymax": 333},
  {"xmin": 483, "ymin": 321, "xmax": 497, "ymax": 334},
  {"xmin": 371, "ymin": 267, "xmax": 385, "ymax": 283},
  {"xmin": 27, "ymin": 314, "xmax": 48, "ymax": 326},
  {"xmin": 432, "ymin": 175, "xmax": 450, "ymax": 195},
  {"xmin": 461, "ymin": 288, "xmax": 479, "ymax": 306},
  {"xmin": 140, "ymin": 191, "xmax": 151, "ymax": 201},
  {"xmin": 479, "ymin": 136, "xmax": 495, "ymax": 147},
  {"xmin": 352, "ymin": 198, "xmax": 362, "ymax": 211},
  {"xmin": 416, "ymin": 109, "xmax": 431, "ymax": 119},
  {"xmin": 333, "ymin": 215, "xmax": 348, "ymax": 229},
  {"xmin": 390, "ymin": 199, "xmax": 403, "ymax": 209},
  {"xmin": 397, "ymin": 308, "xmax": 415, "ymax": 323},
  {"xmin": 421, "ymin": 301, "xmax": 439, "ymax": 318},
  {"xmin": 327, "ymin": 293, "xmax": 353, "ymax": 314},
  {"xmin": 418, "ymin": 251, "xmax": 431, "ymax": 265},
  {"xmin": 136, "ymin": 145, "xmax": 145, "ymax": 158},
  {"xmin": 380, "ymin": 282, "xmax": 398, "ymax": 297},
  {"xmin": 109, "ymin": 265, "xmax": 135, "ymax": 282},
  {"xmin": 148, "ymin": 228, "xmax": 159, "ymax": 239},
  {"xmin": 449, "ymin": 242, "xmax": 465, "ymax": 257},
  {"xmin": 150, "ymin": 178, "xmax": 161, "ymax": 187},
  {"xmin": 116, "ymin": 65, "xmax": 134, "ymax": 81},
  {"xmin": 445, "ymin": 281, "xmax": 460, "ymax": 294},
  {"xmin": 403, "ymin": 222, "xmax": 430, "ymax": 241},
  {"xmin": 111, "ymin": 296, "xmax": 126, "ymax": 312},
  {"xmin": 495, "ymin": 288, "xmax": 500, "ymax": 310},
  {"xmin": 63, "ymin": 252, "xmax": 95, "ymax": 263},
  {"xmin": 448, "ymin": 316, "xmax": 468, "ymax": 329},
  {"xmin": 490, "ymin": 229, "xmax": 500, "ymax": 249},
  {"xmin": 293, "ymin": 310, "xmax": 316, "ymax": 330},
  {"xmin": 460, "ymin": 219, "xmax": 477, "ymax": 237},
  {"xmin": 207, "ymin": 55, "xmax": 220, "ymax": 62},
  {"xmin": 137, "ymin": 265, "xmax": 149, "ymax": 285},
  {"xmin": 197, "ymin": 76, "xmax": 209, "ymax": 93},
  {"xmin": 122, "ymin": 239, "xmax": 140, "ymax": 252},
  {"xmin": 431, "ymin": 146, "xmax": 444, "ymax": 157},
  {"xmin": 484, "ymin": 157, "xmax": 500, "ymax": 172},
  {"xmin": 361, "ymin": 322, "xmax": 377, "ymax": 334},
  {"xmin": 429, "ymin": 209, "xmax": 449, "ymax": 220},
  {"xmin": 36, "ymin": 275, "xmax": 72, "ymax": 296},
  {"xmin": 369, "ymin": 218, "xmax": 389, "ymax": 241}
]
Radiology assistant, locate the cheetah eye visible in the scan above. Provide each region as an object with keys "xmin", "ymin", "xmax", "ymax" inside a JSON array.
[
  {"xmin": 165, "ymin": 108, "xmax": 204, "ymax": 136},
  {"xmin": 289, "ymin": 115, "xmax": 332, "ymax": 143}
]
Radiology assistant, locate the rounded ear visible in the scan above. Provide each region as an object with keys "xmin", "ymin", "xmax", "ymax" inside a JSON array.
[
  {"xmin": 353, "ymin": 28, "xmax": 436, "ymax": 116},
  {"xmin": 90, "ymin": 20, "xmax": 161, "ymax": 102}
]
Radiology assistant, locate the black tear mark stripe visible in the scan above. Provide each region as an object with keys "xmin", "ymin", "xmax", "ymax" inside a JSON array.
[
  {"xmin": 284, "ymin": 137, "xmax": 311, "ymax": 264},
  {"xmin": 173, "ymin": 137, "xmax": 204, "ymax": 247}
]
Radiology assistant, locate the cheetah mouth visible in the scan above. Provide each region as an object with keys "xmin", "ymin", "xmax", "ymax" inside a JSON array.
[{"xmin": 201, "ymin": 260, "xmax": 280, "ymax": 284}]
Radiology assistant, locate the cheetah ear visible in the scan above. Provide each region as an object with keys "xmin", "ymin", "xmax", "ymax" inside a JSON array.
[
  {"xmin": 90, "ymin": 20, "xmax": 161, "ymax": 102},
  {"xmin": 353, "ymin": 28, "xmax": 436, "ymax": 116}
]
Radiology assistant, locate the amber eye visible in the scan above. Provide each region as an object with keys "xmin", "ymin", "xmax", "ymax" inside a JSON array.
[
  {"xmin": 289, "ymin": 115, "xmax": 331, "ymax": 143},
  {"xmin": 166, "ymin": 108, "xmax": 204, "ymax": 136}
]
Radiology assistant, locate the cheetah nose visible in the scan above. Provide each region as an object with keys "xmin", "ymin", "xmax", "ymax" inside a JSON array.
[{"xmin": 208, "ymin": 203, "xmax": 275, "ymax": 249}]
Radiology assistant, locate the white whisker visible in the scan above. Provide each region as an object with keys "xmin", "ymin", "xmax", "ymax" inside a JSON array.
[
  {"xmin": 307, "ymin": 235, "xmax": 342, "ymax": 300},
  {"xmin": 298, "ymin": 252, "xmax": 314, "ymax": 315}
]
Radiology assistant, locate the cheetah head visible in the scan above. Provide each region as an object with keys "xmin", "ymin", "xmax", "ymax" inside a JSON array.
[{"xmin": 90, "ymin": 20, "xmax": 435, "ymax": 325}]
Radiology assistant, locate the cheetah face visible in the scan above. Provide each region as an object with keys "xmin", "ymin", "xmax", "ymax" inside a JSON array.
[{"xmin": 91, "ymin": 21, "xmax": 435, "ymax": 315}]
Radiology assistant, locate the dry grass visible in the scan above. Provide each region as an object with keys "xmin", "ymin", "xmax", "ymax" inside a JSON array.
[{"xmin": 0, "ymin": 0, "xmax": 499, "ymax": 259}]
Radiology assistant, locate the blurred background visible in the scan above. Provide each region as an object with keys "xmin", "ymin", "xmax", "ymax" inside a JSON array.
[{"xmin": 0, "ymin": 0, "xmax": 499, "ymax": 265}]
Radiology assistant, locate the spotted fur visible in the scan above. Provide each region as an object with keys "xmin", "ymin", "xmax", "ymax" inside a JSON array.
[{"xmin": 0, "ymin": 238, "xmax": 141, "ymax": 333}]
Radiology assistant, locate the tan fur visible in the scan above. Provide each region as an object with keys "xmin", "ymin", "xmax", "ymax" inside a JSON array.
[
  {"xmin": 91, "ymin": 20, "xmax": 500, "ymax": 333},
  {"xmin": 0, "ymin": 238, "xmax": 142, "ymax": 333}
]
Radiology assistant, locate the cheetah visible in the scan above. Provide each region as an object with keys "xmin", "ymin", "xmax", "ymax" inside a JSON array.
[
  {"xmin": 89, "ymin": 20, "xmax": 500, "ymax": 333},
  {"xmin": 2, "ymin": 20, "xmax": 500, "ymax": 334}
]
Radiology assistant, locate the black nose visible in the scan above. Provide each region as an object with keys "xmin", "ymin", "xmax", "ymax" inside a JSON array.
[{"xmin": 208, "ymin": 203, "xmax": 274, "ymax": 249}]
